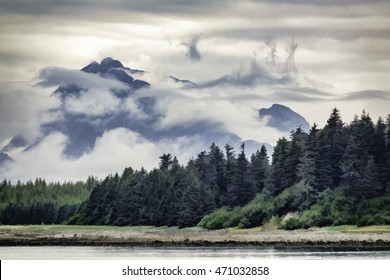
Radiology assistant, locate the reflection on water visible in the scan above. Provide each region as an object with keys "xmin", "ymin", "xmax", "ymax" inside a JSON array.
[{"xmin": 1, "ymin": 246, "xmax": 389, "ymax": 260}]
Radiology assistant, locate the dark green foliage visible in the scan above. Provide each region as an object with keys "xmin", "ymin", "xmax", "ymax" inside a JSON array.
[
  {"xmin": 283, "ymin": 218, "xmax": 302, "ymax": 230},
  {"xmin": 285, "ymin": 190, "xmax": 390, "ymax": 229},
  {"xmin": 249, "ymin": 145, "xmax": 269, "ymax": 194},
  {"xmin": 298, "ymin": 124, "xmax": 321, "ymax": 190},
  {"xmin": 273, "ymin": 183, "xmax": 308, "ymax": 215},
  {"xmin": 1, "ymin": 108, "xmax": 389, "ymax": 229},
  {"xmin": 78, "ymin": 163, "xmax": 215, "ymax": 228},
  {"xmin": 225, "ymin": 108, "xmax": 389, "ymax": 230},
  {"xmin": 0, "ymin": 179, "xmax": 92, "ymax": 225},
  {"xmin": 281, "ymin": 128, "xmax": 307, "ymax": 190},
  {"xmin": 298, "ymin": 187, "xmax": 354, "ymax": 228},
  {"xmin": 198, "ymin": 194, "xmax": 274, "ymax": 229},
  {"xmin": 318, "ymin": 108, "xmax": 347, "ymax": 188},
  {"xmin": 381, "ymin": 115, "xmax": 390, "ymax": 190},
  {"xmin": 356, "ymin": 195, "xmax": 390, "ymax": 226},
  {"xmin": 341, "ymin": 113, "xmax": 382, "ymax": 199},
  {"xmin": 265, "ymin": 137, "xmax": 290, "ymax": 195},
  {"xmin": 197, "ymin": 207, "xmax": 232, "ymax": 229},
  {"xmin": 228, "ymin": 143, "xmax": 254, "ymax": 207}
]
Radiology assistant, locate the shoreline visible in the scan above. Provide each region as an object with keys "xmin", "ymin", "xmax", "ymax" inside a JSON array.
[{"xmin": 1, "ymin": 226, "xmax": 390, "ymax": 248}]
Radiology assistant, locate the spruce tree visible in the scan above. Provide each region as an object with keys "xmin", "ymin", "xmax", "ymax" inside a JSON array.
[
  {"xmin": 249, "ymin": 145, "xmax": 269, "ymax": 193},
  {"xmin": 341, "ymin": 114, "xmax": 381, "ymax": 199},
  {"xmin": 228, "ymin": 143, "xmax": 253, "ymax": 207},
  {"xmin": 297, "ymin": 124, "xmax": 332, "ymax": 210},
  {"xmin": 373, "ymin": 117, "xmax": 387, "ymax": 187},
  {"xmin": 265, "ymin": 137, "xmax": 290, "ymax": 195},
  {"xmin": 281, "ymin": 127, "xmax": 307, "ymax": 189},
  {"xmin": 319, "ymin": 108, "xmax": 347, "ymax": 188}
]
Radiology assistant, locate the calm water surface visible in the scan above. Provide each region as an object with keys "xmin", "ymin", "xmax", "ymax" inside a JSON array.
[{"xmin": 1, "ymin": 247, "xmax": 389, "ymax": 260}]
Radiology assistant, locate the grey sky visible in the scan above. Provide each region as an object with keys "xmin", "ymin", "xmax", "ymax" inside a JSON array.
[{"xmin": 0, "ymin": 0, "xmax": 389, "ymax": 181}]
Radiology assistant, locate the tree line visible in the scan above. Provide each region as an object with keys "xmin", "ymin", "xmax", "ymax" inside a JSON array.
[
  {"xmin": 0, "ymin": 178, "xmax": 95, "ymax": 224},
  {"xmin": 1, "ymin": 108, "xmax": 389, "ymax": 228},
  {"xmin": 71, "ymin": 108, "xmax": 390, "ymax": 228}
]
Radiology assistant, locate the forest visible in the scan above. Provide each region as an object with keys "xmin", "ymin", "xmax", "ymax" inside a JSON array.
[
  {"xmin": 0, "ymin": 178, "xmax": 95, "ymax": 225},
  {"xmin": 1, "ymin": 108, "xmax": 389, "ymax": 229}
]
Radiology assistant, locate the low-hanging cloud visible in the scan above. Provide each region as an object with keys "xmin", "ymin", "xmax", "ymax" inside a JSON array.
[
  {"xmin": 133, "ymin": 84, "xmax": 284, "ymax": 146},
  {"xmin": 196, "ymin": 58, "xmax": 293, "ymax": 88},
  {"xmin": 37, "ymin": 67, "xmax": 128, "ymax": 91},
  {"xmin": 182, "ymin": 35, "xmax": 202, "ymax": 62},
  {"xmin": 272, "ymin": 90, "xmax": 322, "ymax": 102},
  {"xmin": 0, "ymin": 128, "xmax": 206, "ymax": 183},
  {"xmin": 64, "ymin": 89, "xmax": 121, "ymax": 116},
  {"xmin": 338, "ymin": 90, "xmax": 390, "ymax": 101},
  {"xmin": 0, "ymin": 84, "xmax": 60, "ymax": 143}
]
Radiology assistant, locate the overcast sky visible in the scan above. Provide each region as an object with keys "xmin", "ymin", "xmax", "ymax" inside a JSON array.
[{"xmin": 0, "ymin": 0, "xmax": 389, "ymax": 181}]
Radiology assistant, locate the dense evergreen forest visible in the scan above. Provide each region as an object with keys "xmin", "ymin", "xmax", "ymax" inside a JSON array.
[
  {"xmin": 1, "ymin": 108, "xmax": 389, "ymax": 229},
  {"xmin": 70, "ymin": 108, "xmax": 390, "ymax": 229},
  {"xmin": 0, "ymin": 178, "xmax": 95, "ymax": 224}
]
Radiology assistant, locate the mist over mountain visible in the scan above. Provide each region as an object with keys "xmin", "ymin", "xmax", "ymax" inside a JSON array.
[
  {"xmin": 1, "ymin": 135, "xmax": 28, "ymax": 153},
  {"xmin": 0, "ymin": 57, "xmax": 310, "ymax": 182},
  {"xmin": 0, "ymin": 153, "xmax": 13, "ymax": 166}
]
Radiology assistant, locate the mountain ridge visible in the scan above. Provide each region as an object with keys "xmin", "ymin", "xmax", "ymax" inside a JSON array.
[
  {"xmin": 259, "ymin": 103, "xmax": 310, "ymax": 132},
  {"xmin": 1, "ymin": 58, "xmax": 310, "ymax": 167}
]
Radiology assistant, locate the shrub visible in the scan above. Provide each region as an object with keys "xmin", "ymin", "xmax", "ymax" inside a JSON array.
[
  {"xmin": 197, "ymin": 207, "xmax": 231, "ymax": 229},
  {"xmin": 198, "ymin": 194, "xmax": 274, "ymax": 229},
  {"xmin": 283, "ymin": 218, "xmax": 302, "ymax": 230}
]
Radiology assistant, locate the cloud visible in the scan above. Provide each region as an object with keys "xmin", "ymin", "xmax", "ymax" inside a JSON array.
[
  {"xmin": 254, "ymin": 0, "xmax": 387, "ymax": 5},
  {"xmin": 64, "ymin": 90, "xmax": 121, "ymax": 116},
  {"xmin": 0, "ymin": 83, "xmax": 60, "ymax": 143},
  {"xmin": 197, "ymin": 58, "xmax": 293, "ymax": 88},
  {"xmin": 272, "ymin": 91, "xmax": 322, "ymax": 102},
  {"xmin": 270, "ymin": 86, "xmax": 336, "ymax": 102},
  {"xmin": 0, "ymin": 0, "xmax": 227, "ymax": 19},
  {"xmin": 338, "ymin": 90, "xmax": 390, "ymax": 101},
  {"xmin": 36, "ymin": 67, "xmax": 128, "ymax": 90},
  {"xmin": 133, "ymin": 85, "xmax": 283, "ymax": 146},
  {"xmin": 0, "ymin": 128, "xmax": 205, "ymax": 183},
  {"xmin": 0, "ymin": 0, "xmax": 389, "ymax": 183},
  {"xmin": 182, "ymin": 35, "xmax": 202, "ymax": 61}
]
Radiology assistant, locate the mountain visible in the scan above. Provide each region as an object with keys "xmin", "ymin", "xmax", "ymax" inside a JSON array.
[
  {"xmin": 2, "ymin": 58, "xmax": 310, "ymax": 167},
  {"xmin": 169, "ymin": 75, "xmax": 197, "ymax": 86},
  {"xmin": 1, "ymin": 135, "xmax": 28, "ymax": 153},
  {"xmin": 52, "ymin": 57, "xmax": 150, "ymax": 101},
  {"xmin": 37, "ymin": 58, "xmax": 245, "ymax": 158},
  {"xmin": 0, "ymin": 152, "xmax": 13, "ymax": 165},
  {"xmin": 259, "ymin": 104, "xmax": 310, "ymax": 132}
]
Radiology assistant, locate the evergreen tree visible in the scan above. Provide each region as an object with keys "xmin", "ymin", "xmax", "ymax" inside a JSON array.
[
  {"xmin": 159, "ymin": 153, "xmax": 173, "ymax": 171},
  {"xmin": 209, "ymin": 143, "xmax": 226, "ymax": 193},
  {"xmin": 224, "ymin": 144, "xmax": 236, "ymax": 205},
  {"xmin": 373, "ymin": 117, "xmax": 387, "ymax": 187},
  {"xmin": 228, "ymin": 143, "xmax": 253, "ymax": 207},
  {"xmin": 358, "ymin": 155, "xmax": 381, "ymax": 198},
  {"xmin": 341, "ymin": 115, "xmax": 381, "ymax": 199},
  {"xmin": 281, "ymin": 127, "xmax": 307, "ymax": 189},
  {"xmin": 298, "ymin": 125, "xmax": 320, "ymax": 188},
  {"xmin": 265, "ymin": 137, "xmax": 290, "ymax": 196},
  {"xmin": 384, "ymin": 115, "xmax": 390, "ymax": 191},
  {"xmin": 297, "ymin": 124, "xmax": 321, "ymax": 209},
  {"xmin": 249, "ymin": 145, "xmax": 269, "ymax": 193},
  {"xmin": 319, "ymin": 108, "xmax": 347, "ymax": 188}
]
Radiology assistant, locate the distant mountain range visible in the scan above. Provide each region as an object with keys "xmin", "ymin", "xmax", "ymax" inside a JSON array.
[{"xmin": 0, "ymin": 58, "xmax": 310, "ymax": 166}]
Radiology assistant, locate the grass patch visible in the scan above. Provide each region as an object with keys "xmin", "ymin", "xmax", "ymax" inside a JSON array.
[
  {"xmin": 1, "ymin": 224, "xmax": 389, "ymax": 233},
  {"xmin": 228, "ymin": 226, "xmax": 264, "ymax": 233},
  {"xmin": 324, "ymin": 225, "xmax": 390, "ymax": 232},
  {"xmin": 0, "ymin": 225, "xmax": 175, "ymax": 232}
]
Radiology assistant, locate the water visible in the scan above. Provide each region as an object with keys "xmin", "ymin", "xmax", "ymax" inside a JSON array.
[{"xmin": 0, "ymin": 246, "xmax": 389, "ymax": 260}]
